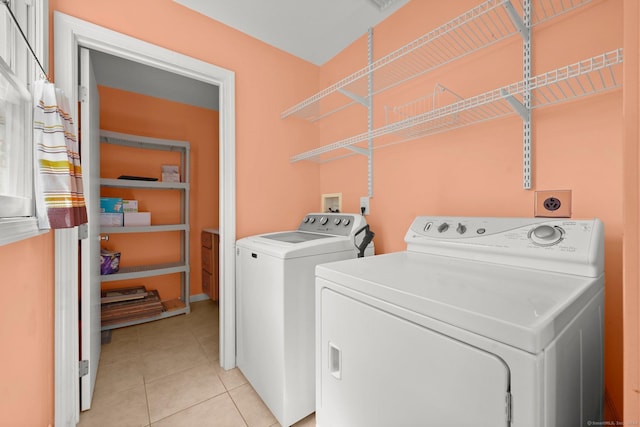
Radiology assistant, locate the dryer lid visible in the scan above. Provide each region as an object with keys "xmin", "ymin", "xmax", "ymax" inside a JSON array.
[{"xmin": 316, "ymin": 251, "xmax": 603, "ymax": 354}]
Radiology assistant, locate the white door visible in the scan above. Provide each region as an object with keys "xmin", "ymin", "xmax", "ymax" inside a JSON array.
[
  {"xmin": 79, "ymin": 47, "xmax": 101, "ymax": 411},
  {"xmin": 318, "ymin": 287, "xmax": 511, "ymax": 427}
]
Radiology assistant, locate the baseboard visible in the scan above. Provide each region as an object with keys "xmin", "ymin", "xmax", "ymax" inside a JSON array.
[{"xmin": 190, "ymin": 293, "xmax": 210, "ymax": 303}]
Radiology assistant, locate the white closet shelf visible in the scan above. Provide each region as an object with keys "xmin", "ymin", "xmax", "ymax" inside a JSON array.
[
  {"xmin": 291, "ymin": 49, "xmax": 622, "ymax": 163},
  {"xmin": 102, "ymin": 224, "xmax": 189, "ymax": 234},
  {"xmin": 100, "ymin": 261, "xmax": 188, "ymax": 282},
  {"xmin": 281, "ymin": 0, "xmax": 592, "ymax": 122},
  {"xmin": 100, "ymin": 178, "xmax": 188, "ymax": 190}
]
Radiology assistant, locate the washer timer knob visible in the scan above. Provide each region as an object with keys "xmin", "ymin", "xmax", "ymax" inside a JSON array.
[{"xmin": 529, "ymin": 224, "xmax": 564, "ymax": 246}]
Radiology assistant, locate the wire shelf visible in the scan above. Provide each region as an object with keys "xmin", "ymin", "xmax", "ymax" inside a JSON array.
[
  {"xmin": 281, "ymin": 0, "xmax": 592, "ymax": 122},
  {"xmin": 290, "ymin": 49, "xmax": 623, "ymax": 163}
]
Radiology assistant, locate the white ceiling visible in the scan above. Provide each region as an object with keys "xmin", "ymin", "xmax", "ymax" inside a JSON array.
[
  {"xmin": 173, "ymin": 0, "xmax": 410, "ymax": 65},
  {"xmin": 91, "ymin": 50, "xmax": 220, "ymax": 111}
]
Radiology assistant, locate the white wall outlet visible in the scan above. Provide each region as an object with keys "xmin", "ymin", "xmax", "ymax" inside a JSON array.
[{"xmin": 360, "ymin": 196, "xmax": 370, "ymax": 215}]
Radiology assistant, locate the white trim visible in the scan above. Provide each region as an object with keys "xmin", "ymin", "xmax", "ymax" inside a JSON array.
[
  {"xmin": 189, "ymin": 293, "xmax": 210, "ymax": 303},
  {"xmin": 53, "ymin": 12, "xmax": 237, "ymax": 423},
  {"xmin": 54, "ymin": 227, "xmax": 80, "ymax": 426},
  {"xmin": 0, "ymin": 218, "xmax": 46, "ymax": 246}
]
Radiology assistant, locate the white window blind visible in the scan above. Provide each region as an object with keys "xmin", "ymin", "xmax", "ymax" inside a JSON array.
[{"xmin": 0, "ymin": 0, "xmax": 49, "ymax": 245}]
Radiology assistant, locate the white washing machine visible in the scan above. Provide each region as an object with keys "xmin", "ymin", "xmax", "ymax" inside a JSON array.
[
  {"xmin": 236, "ymin": 212, "xmax": 374, "ymax": 427},
  {"xmin": 316, "ymin": 216, "xmax": 604, "ymax": 427}
]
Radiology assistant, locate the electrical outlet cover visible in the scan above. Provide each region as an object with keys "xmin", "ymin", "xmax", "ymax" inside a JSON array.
[
  {"xmin": 360, "ymin": 196, "xmax": 370, "ymax": 215},
  {"xmin": 534, "ymin": 190, "xmax": 571, "ymax": 218}
]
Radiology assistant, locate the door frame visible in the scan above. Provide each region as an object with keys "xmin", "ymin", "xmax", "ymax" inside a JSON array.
[{"xmin": 53, "ymin": 11, "xmax": 237, "ymax": 424}]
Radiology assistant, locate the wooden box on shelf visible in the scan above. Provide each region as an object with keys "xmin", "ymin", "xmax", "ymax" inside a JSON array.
[{"xmin": 202, "ymin": 229, "xmax": 219, "ymax": 301}]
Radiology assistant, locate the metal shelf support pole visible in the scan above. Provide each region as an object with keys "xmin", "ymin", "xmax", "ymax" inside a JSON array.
[
  {"xmin": 504, "ymin": 0, "xmax": 532, "ymax": 189},
  {"xmin": 367, "ymin": 27, "xmax": 374, "ymax": 198},
  {"xmin": 522, "ymin": 0, "xmax": 532, "ymax": 189}
]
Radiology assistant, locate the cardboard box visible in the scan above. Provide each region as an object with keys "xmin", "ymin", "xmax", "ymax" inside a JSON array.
[
  {"xmin": 161, "ymin": 164, "xmax": 180, "ymax": 182},
  {"xmin": 100, "ymin": 213, "xmax": 124, "ymax": 226},
  {"xmin": 100, "ymin": 197, "xmax": 123, "ymax": 213},
  {"xmin": 123, "ymin": 200, "xmax": 138, "ymax": 213},
  {"xmin": 124, "ymin": 212, "xmax": 151, "ymax": 226}
]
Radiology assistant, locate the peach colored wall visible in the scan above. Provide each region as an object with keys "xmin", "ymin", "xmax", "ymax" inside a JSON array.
[
  {"xmin": 0, "ymin": 0, "xmax": 320, "ymax": 423},
  {"xmin": 1, "ymin": 0, "xmax": 636, "ymax": 424},
  {"xmin": 48, "ymin": 0, "xmax": 322, "ymax": 238},
  {"xmin": 0, "ymin": 233, "xmax": 54, "ymax": 426},
  {"xmin": 623, "ymin": 0, "xmax": 640, "ymax": 423},
  {"xmin": 316, "ymin": 0, "xmax": 627, "ymax": 419},
  {"xmin": 98, "ymin": 86, "xmax": 218, "ymax": 299}
]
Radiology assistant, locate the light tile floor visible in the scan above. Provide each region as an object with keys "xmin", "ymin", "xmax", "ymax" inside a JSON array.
[{"xmin": 79, "ymin": 300, "xmax": 316, "ymax": 427}]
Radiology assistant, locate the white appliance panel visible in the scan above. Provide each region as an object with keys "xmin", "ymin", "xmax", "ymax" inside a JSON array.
[
  {"xmin": 318, "ymin": 288, "xmax": 510, "ymax": 427},
  {"xmin": 236, "ymin": 248, "xmax": 285, "ymax": 417},
  {"xmin": 404, "ymin": 217, "xmax": 604, "ymax": 277}
]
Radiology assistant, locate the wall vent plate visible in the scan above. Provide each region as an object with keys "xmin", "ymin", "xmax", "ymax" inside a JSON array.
[{"xmin": 534, "ymin": 190, "xmax": 571, "ymax": 218}]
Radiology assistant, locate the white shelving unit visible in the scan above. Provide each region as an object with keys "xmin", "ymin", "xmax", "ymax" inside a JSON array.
[
  {"xmin": 99, "ymin": 130, "xmax": 190, "ymax": 330},
  {"xmin": 291, "ymin": 50, "xmax": 623, "ymax": 161},
  {"xmin": 281, "ymin": 0, "xmax": 619, "ymax": 190}
]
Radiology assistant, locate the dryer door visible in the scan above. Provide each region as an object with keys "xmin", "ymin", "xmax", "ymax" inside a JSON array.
[{"xmin": 318, "ymin": 288, "xmax": 511, "ymax": 427}]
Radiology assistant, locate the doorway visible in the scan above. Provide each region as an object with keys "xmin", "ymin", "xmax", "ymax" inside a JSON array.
[{"xmin": 54, "ymin": 11, "xmax": 236, "ymax": 425}]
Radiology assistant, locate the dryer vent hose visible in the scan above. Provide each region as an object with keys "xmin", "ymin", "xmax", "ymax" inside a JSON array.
[{"xmin": 355, "ymin": 224, "xmax": 375, "ymax": 258}]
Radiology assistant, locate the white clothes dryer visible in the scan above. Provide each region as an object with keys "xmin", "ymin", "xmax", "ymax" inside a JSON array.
[
  {"xmin": 236, "ymin": 213, "xmax": 373, "ymax": 427},
  {"xmin": 316, "ymin": 216, "xmax": 604, "ymax": 427}
]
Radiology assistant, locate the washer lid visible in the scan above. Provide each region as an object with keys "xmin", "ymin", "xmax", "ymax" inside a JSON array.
[
  {"xmin": 262, "ymin": 231, "xmax": 333, "ymax": 244},
  {"xmin": 236, "ymin": 232, "xmax": 357, "ymax": 259},
  {"xmin": 316, "ymin": 251, "xmax": 603, "ymax": 354}
]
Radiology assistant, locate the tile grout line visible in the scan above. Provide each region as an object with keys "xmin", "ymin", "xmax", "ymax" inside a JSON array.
[{"xmin": 227, "ymin": 389, "xmax": 251, "ymax": 427}]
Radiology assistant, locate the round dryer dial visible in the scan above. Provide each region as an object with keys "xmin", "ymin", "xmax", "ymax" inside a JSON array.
[{"xmin": 529, "ymin": 225, "xmax": 564, "ymax": 246}]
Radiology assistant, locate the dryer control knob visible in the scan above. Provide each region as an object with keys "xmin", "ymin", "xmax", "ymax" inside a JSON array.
[
  {"xmin": 308, "ymin": 217, "xmax": 316, "ymax": 223},
  {"xmin": 533, "ymin": 225, "xmax": 556, "ymax": 239},
  {"xmin": 320, "ymin": 216, "xmax": 328, "ymax": 225},
  {"xmin": 530, "ymin": 225, "xmax": 564, "ymax": 246},
  {"xmin": 437, "ymin": 222, "xmax": 449, "ymax": 233},
  {"xmin": 334, "ymin": 218, "xmax": 342, "ymax": 225},
  {"xmin": 343, "ymin": 219, "xmax": 351, "ymax": 226}
]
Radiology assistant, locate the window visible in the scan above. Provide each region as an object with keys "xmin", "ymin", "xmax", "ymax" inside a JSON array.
[{"xmin": 0, "ymin": 0, "xmax": 49, "ymax": 245}]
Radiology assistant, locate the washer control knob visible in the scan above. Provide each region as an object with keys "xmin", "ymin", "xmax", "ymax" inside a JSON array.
[
  {"xmin": 334, "ymin": 218, "xmax": 342, "ymax": 225},
  {"xmin": 343, "ymin": 219, "xmax": 351, "ymax": 226},
  {"xmin": 303, "ymin": 217, "xmax": 310, "ymax": 223},
  {"xmin": 456, "ymin": 223, "xmax": 467, "ymax": 234},
  {"xmin": 308, "ymin": 217, "xmax": 316, "ymax": 223},
  {"xmin": 530, "ymin": 225, "xmax": 564, "ymax": 246},
  {"xmin": 437, "ymin": 222, "xmax": 449, "ymax": 233},
  {"xmin": 320, "ymin": 216, "xmax": 328, "ymax": 225}
]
